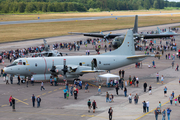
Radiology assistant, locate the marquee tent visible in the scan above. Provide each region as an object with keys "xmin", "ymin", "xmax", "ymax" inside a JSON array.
[{"xmin": 98, "ymin": 73, "xmax": 120, "ymax": 83}]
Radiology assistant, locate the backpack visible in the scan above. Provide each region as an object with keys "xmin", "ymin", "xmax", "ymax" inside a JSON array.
[
  {"xmin": 93, "ymin": 102, "xmax": 96, "ymax": 106},
  {"xmin": 87, "ymin": 101, "xmax": 91, "ymax": 106}
]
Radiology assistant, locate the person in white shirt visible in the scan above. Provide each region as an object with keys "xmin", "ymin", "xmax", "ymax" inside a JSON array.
[
  {"xmin": 136, "ymin": 77, "xmax": 139, "ymax": 87},
  {"xmin": 146, "ymin": 100, "xmax": 149, "ymax": 112},
  {"xmin": 128, "ymin": 93, "xmax": 132, "ymax": 103},
  {"xmin": 41, "ymin": 81, "xmax": 45, "ymax": 91},
  {"xmin": 31, "ymin": 77, "xmax": 34, "ymax": 86}
]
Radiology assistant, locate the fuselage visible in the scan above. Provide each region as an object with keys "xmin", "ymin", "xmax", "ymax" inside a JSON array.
[{"xmin": 4, "ymin": 55, "xmax": 144, "ymax": 78}]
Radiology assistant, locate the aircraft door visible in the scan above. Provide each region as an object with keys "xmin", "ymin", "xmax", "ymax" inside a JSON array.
[
  {"xmin": 91, "ymin": 58, "xmax": 98, "ymax": 70},
  {"xmin": 93, "ymin": 58, "xmax": 97, "ymax": 67}
]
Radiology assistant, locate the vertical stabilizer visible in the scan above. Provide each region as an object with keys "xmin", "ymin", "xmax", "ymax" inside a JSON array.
[
  {"xmin": 157, "ymin": 27, "xmax": 162, "ymax": 34},
  {"xmin": 43, "ymin": 39, "xmax": 49, "ymax": 51},
  {"xmin": 102, "ymin": 30, "xmax": 135, "ymax": 56},
  {"xmin": 133, "ymin": 15, "xmax": 138, "ymax": 33}
]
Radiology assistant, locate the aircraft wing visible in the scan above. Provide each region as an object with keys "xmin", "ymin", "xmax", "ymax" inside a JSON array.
[
  {"xmin": 127, "ymin": 54, "xmax": 161, "ymax": 59},
  {"xmin": 81, "ymin": 70, "xmax": 105, "ymax": 73},
  {"xmin": 143, "ymin": 34, "xmax": 180, "ymax": 39},
  {"xmin": 68, "ymin": 32, "xmax": 124, "ymax": 38}
]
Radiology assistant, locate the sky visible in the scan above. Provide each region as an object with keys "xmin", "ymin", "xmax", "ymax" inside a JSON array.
[{"xmin": 168, "ymin": 0, "xmax": 180, "ymax": 2}]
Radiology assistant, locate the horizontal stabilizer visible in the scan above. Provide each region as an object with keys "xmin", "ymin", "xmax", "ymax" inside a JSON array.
[
  {"xmin": 81, "ymin": 70, "xmax": 105, "ymax": 73},
  {"xmin": 127, "ymin": 54, "xmax": 161, "ymax": 59}
]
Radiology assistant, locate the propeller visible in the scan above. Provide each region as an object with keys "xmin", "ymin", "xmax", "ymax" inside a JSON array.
[
  {"xmin": 100, "ymin": 31, "xmax": 111, "ymax": 43},
  {"xmin": 50, "ymin": 60, "xmax": 57, "ymax": 76},
  {"xmin": 61, "ymin": 59, "xmax": 68, "ymax": 80}
]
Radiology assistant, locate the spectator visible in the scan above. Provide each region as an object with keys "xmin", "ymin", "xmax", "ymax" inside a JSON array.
[
  {"xmin": 146, "ymin": 100, "xmax": 149, "ymax": 112},
  {"xmin": 87, "ymin": 99, "xmax": 91, "ymax": 112},
  {"xmin": 169, "ymin": 94, "xmax": 173, "ymax": 105},
  {"xmin": 167, "ymin": 107, "xmax": 172, "ymax": 120},
  {"xmin": 149, "ymin": 85, "xmax": 152, "ymax": 95},
  {"xmin": 142, "ymin": 101, "xmax": 146, "ymax": 113},
  {"xmin": 108, "ymin": 107, "xmax": 113, "ymax": 120},
  {"xmin": 12, "ymin": 98, "xmax": 15, "ymax": 111},
  {"xmin": 92, "ymin": 100, "xmax": 97, "ymax": 113},
  {"xmin": 9, "ymin": 95, "xmax": 12, "ymax": 106},
  {"xmin": 63, "ymin": 87, "xmax": 67, "ymax": 99},
  {"xmin": 156, "ymin": 72, "xmax": 159, "ymax": 82},
  {"xmin": 128, "ymin": 93, "xmax": 132, "ymax": 103},
  {"xmin": 40, "ymin": 81, "xmax": 45, "ymax": 91},
  {"xmin": 115, "ymin": 84, "xmax": 119, "ymax": 95},
  {"xmin": 143, "ymin": 82, "xmax": 147, "ymax": 92},
  {"xmin": 162, "ymin": 109, "xmax": 166, "ymax": 120},
  {"xmin": 36, "ymin": 96, "xmax": 41, "ymax": 108},
  {"xmin": 154, "ymin": 108, "xmax": 159, "ymax": 120},
  {"xmin": 106, "ymin": 92, "xmax": 109, "ymax": 102},
  {"xmin": 31, "ymin": 94, "xmax": 36, "ymax": 107},
  {"xmin": 164, "ymin": 86, "xmax": 168, "ymax": 97},
  {"xmin": 124, "ymin": 87, "xmax": 127, "ymax": 97}
]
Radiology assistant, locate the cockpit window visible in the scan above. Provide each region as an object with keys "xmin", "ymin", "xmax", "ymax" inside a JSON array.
[
  {"xmin": 6, "ymin": 61, "xmax": 18, "ymax": 67},
  {"xmin": 18, "ymin": 60, "xmax": 22, "ymax": 65}
]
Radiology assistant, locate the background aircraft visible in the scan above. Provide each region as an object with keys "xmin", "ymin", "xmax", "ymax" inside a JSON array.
[
  {"xmin": 4, "ymin": 30, "xmax": 156, "ymax": 81},
  {"xmin": 29, "ymin": 39, "xmax": 68, "ymax": 57},
  {"xmin": 157, "ymin": 27, "xmax": 177, "ymax": 35},
  {"xmin": 69, "ymin": 15, "xmax": 179, "ymax": 49}
]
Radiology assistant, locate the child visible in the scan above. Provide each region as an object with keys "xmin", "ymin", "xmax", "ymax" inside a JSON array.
[
  {"xmin": 66, "ymin": 92, "xmax": 69, "ymax": 99},
  {"xmin": 175, "ymin": 98, "xmax": 177, "ymax": 106},
  {"xmin": 111, "ymin": 94, "xmax": 114, "ymax": 102},
  {"xmin": 159, "ymin": 101, "xmax": 161, "ymax": 109}
]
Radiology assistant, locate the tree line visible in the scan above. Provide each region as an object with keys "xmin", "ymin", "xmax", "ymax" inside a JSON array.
[{"xmin": 0, "ymin": 0, "xmax": 180, "ymax": 13}]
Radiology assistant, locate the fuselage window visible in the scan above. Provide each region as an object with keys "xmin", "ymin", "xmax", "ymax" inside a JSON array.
[
  {"xmin": 23, "ymin": 62, "xmax": 26, "ymax": 65},
  {"xmin": 99, "ymin": 61, "xmax": 101, "ymax": 64},
  {"xmin": 35, "ymin": 63, "xmax": 37, "ymax": 67},
  {"xmin": 79, "ymin": 63, "xmax": 82, "ymax": 66},
  {"xmin": 18, "ymin": 60, "xmax": 22, "ymax": 65}
]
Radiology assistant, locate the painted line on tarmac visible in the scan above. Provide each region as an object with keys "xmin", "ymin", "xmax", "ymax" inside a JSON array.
[
  {"xmin": 48, "ymin": 91, "xmax": 52, "ymax": 93},
  {"xmin": 42, "ymin": 93, "xmax": 46, "ymax": 95},
  {"xmin": 59, "ymin": 88, "xmax": 62, "ymax": 89},
  {"xmin": 1, "ymin": 104, "xmax": 8, "ymax": 107},
  {"xmin": 14, "ymin": 97, "xmax": 29, "ymax": 105},
  {"xmin": 0, "ymin": 111, "xmax": 107, "ymax": 118},
  {"xmin": 87, "ymin": 82, "xmax": 98, "ymax": 87},
  {"xmin": 54, "ymin": 89, "xmax": 57, "ymax": 91},
  {"xmin": 135, "ymin": 95, "xmax": 179, "ymax": 120},
  {"xmin": 23, "ymin": 99, "xmax": 27, "ymax": 101}
]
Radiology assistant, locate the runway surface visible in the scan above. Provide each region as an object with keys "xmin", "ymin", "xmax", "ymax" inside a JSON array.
[
  {"xmin": 0, "ymin": 12, "xmax": 180, "ymax": 25},
  {"xmin": 0, "ymin": 22, "xmax": 180, "ymax": 51}
]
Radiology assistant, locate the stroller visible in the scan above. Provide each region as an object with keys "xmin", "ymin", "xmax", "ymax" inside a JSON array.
[{"xmin": 157, "ymin": 106, "xmax": 161, "ymax": 114}]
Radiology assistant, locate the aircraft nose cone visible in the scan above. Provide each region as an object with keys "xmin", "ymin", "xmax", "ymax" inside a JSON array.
[
  {"xmin": 112, "ymin": 42, "xmax": 118, "ymax": 49},
  {"xmin": 3, "ymin": 67, "xmax": 9, "ymax": 73}
]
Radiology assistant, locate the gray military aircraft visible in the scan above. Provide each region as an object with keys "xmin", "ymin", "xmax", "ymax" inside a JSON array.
[
  {"xmin": 4, "ymin": 30, "xmax": 156, "ymax": 81},
  {"xmin": 30, "ymin": 39, "xmax": 67, "ymax": 57},
  {"xmin": 69, "ymin": 15, "xmax": 179, "ymax": 49}
]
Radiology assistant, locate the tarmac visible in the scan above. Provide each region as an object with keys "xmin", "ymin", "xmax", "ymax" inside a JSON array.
[{"xmin": 0, "ymin": 24, "xmax": 180, "ymax": 120}]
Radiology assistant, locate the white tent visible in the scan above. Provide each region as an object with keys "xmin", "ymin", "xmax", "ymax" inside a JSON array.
[{"xmin": 98, "ymin": 73, "xmax": 120, "ymax": 84}]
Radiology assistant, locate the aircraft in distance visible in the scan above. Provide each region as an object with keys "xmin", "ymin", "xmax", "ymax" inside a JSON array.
[
  {"xmin": 69, "ymin": 15, "xmax": 179, "ymax": 49},
  {"xmin": 157, "ymin": 27, "xmax": 177, "ymax": 35},
  {"xmin": 4, "ymin": 30, "xmax": 158, "ymax": 81},
  {"xmin": 29, "ymin": 39, "xmax": 67, "ymax": 57}
]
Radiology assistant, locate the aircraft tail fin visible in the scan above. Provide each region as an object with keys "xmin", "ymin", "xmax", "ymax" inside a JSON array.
[
  {"xmin": 102, "ymin": 30, "xmax": 135, "ymax": 56},
  {"xmin": 133, "ymin": 15, "xmax": 138, "ymax": 33},
  {"xmin": 43, "ymin": 39, "xmax": 49, "ymax": 51},
  {"xmin": 157, "ymin": 27, "xmax": 162, "ymax": 34}
]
